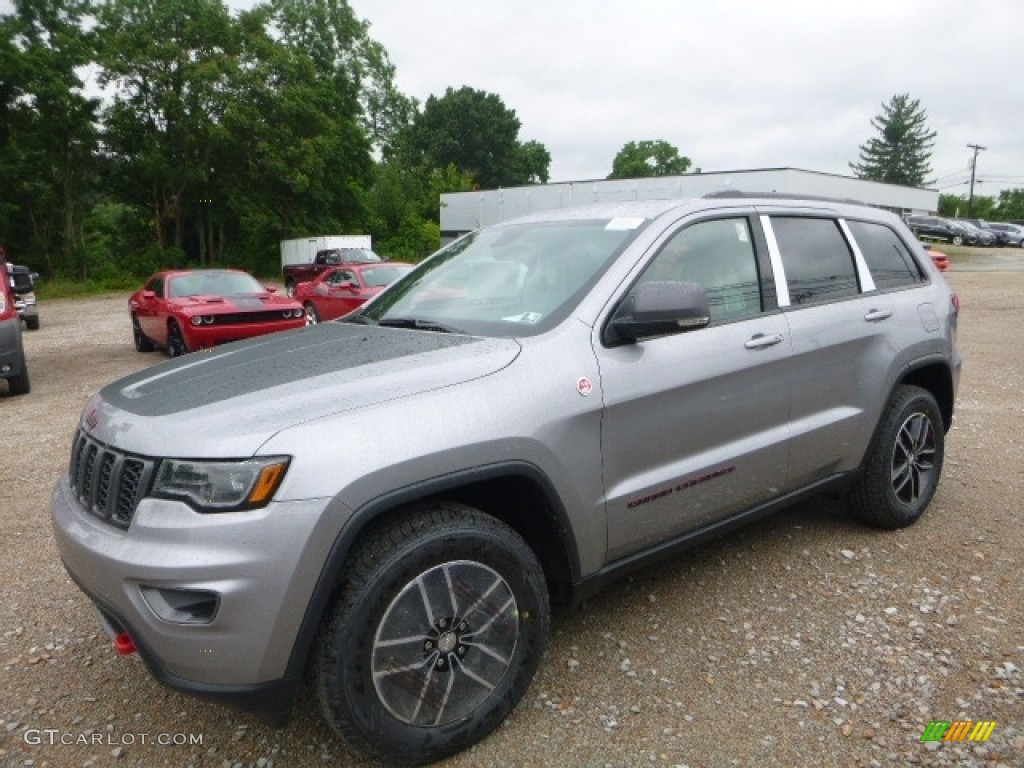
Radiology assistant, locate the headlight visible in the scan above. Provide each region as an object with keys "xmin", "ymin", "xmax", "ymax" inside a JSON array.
[
  {"xmin": 190, "ymin": 315, "xmax": 202, "ymax": 326},
  {"xmin": 152, "ymin": 457, "xmax": 290, "ymax": 512}
]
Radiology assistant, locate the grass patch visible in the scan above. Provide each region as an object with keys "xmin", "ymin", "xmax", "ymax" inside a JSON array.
[{"xmin": 35, "ymin": 276, "xmax": 139, "ymax": 300}]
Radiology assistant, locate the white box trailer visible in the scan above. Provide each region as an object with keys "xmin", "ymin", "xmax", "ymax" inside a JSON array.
[{"xmin": 280, "ymin": 235, "xmax": 372, "ymax": 267}]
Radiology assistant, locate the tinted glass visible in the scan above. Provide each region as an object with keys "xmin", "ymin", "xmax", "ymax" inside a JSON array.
[
  {"xmin": 637, "ymin": 217, "xmax": 762, "ymax": 324},
  {"xmin": 847, "ymin": 220, "xmax": 923, "ymax": 290},
  {"xmin": 771, "ymin": 217, "xmax": 859, "ymax": 305},
  {"xmin": 168, "ymin": 271, "xmax": 264, "ymax": 297}
]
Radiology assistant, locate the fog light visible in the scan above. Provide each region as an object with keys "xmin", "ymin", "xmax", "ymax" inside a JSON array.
[{"xmin": 141, "ymin": 586, "xmax": 220, "ymax": 624}]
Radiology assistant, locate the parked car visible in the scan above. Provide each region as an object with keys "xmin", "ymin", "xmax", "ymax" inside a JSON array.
[
  {"xmin": 7, "ymin": 264, "xmax": 40, "ymax": 330},
  {"xmin": 987, "ymin": 222, "xmax": 1024, "ymax": 246},
  {"xmin": 0, "ymin": 260, "xmax": 30, "ymax": 395},
  {"xmin": 282, "ymin": 246, "xmax": 382, "ymax": 296},
  {"xmin": 129, "ymin": 269, "xmax": 306, "ymax": 357},
  {"xmin": 905, "ymin": 215, "xmax": 964, "ymax": 245},
  {"xmin": 927, "ymin": 248, "xmax": 950, "ymax": 272},
  {"xmin": 956, "ymin": 219, "xmax": 1001, "ymax": 246},
  {"xmin": 294, "ymin": 262, "xmax": 415, "ymax": 324},
  {"xmin": 53, "ymin": 196, "xmax": 961, "ymax": 765}
]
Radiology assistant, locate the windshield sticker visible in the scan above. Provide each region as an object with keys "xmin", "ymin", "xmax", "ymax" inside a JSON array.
[
  {"xmin": 735, "ymin": 221, "xmax": 750, "ymax": 242},
  {"xmin": 605, "ymin": 217, "xmax": 645, "ymax": 231},
  {"xmin": 501, "ymin": 311, "xmax": 544, "ymax": 324}
]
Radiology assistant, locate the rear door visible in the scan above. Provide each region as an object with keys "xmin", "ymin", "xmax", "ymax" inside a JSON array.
[
  {"xmin": 760, "ymin": 213, "xmax": 896, "ymax": 488},
  {"xmin": 596, "ymin": 213, "xmax": 793, "ymax": 561}
]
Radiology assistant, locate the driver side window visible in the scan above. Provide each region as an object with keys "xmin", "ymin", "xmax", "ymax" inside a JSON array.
[{"xmin": 638, "ymin": 218, "xmax": 762, "ymax": 325}]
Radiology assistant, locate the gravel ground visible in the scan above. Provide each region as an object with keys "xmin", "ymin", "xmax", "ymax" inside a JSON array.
[{"xmin": 1, "ymin": 266, "xmax": 1021, "ymax": 768}]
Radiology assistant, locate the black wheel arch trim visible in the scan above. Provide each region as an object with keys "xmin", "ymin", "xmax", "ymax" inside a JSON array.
[{"xmin": 281, "ymin": 460, "xmax": 580, "ymax": 685}]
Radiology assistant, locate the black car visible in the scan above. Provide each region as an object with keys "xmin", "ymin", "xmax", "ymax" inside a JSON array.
[
  {"xmin": 954, "ymin": 221, "xmax": 998, "ymax": 247},
  {"xmin": 960, "ymin": 219, "xmax": 1009, "ymax": 247},
  {"xmin": 905, "ymin": 215, "xmax": 965, "ymax": 245},
  {"xmin": 988, "ymin": 222, "xmax": 1024, "ymax": 246}
]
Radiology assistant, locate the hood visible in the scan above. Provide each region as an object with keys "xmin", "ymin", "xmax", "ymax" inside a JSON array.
[
  {"xmin": 85, "ymin": 323, "xmax": 520, "ymax": 457},
  {"xmin": 170, "ymin": 294, "xmax": 294, "ymax": 311}
]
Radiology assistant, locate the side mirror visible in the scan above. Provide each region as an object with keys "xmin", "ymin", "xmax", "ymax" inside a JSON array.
[
  {"xmin": 265, "ymin": 284, "xmax": 277, "ymax": 293},
  {"xmin": 142, "ymin": 290, "xmax": 156, "ymax": 299},
  {"xmin": 609, "ymin": 281, "xmax": 711, "ymax": 344}
]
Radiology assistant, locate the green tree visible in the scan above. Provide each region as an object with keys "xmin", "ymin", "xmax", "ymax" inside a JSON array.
[
  {"xmin": 938, "ymin": 193, "xmax": 997, "ymax": 220},
  {"xmin": 850, "ymin": 93, "xmax": 936, "ymax": 187},
  {"xmin": 0, "ymin": 0, "xmax": 99, "ymax": 277},
  {"xmin": 995, "ymin": 188, "xmax": 1024, "ymax": 221},
  {"xmin": 408, "ymin": 86, "xmax": 549, "ymax": 189},
  {"xmin": 96, "ymin": 0, "xmax": 238, "ymax": 259},
  {"xmin": 607, "ymin": 140, "xmax": 691, "ymax": 180}
]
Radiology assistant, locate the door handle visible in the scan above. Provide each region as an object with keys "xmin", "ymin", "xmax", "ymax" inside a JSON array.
[
  {"xmin": 744, "ymin": 333, "xmax": 785, "ymax": 350},
  {"xmin": 864, "ymin": 308, "xmax": 893, "ymax": 322}
]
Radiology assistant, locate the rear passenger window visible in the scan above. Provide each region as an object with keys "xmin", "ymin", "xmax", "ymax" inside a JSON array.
[
  {"xmin": 771, "ymin": 217, "xmax": 859, "ymax": 305},
  {"xmin": 846, "ymin": 220, "xmax": 923, "ymax": 290},
  {"xmin": 638, "ymin": 217, "xmax": 762, "ymax": 324}
]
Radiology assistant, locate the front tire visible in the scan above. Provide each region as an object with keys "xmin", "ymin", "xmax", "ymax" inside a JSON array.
[
  {"xmin": 849, "ymin": 385, "xmax": 944, "ymax": 528},
  {"xmin": 166, "ymin": 321, "xmax": 188, "ymax": 358},
  {"xmin": 315, "ymin": 503, "xmax": 550, "ymax": 765},
  {"xmin": 25, "ymin": 315, "xmax": 40, "ymax": 331},
  {"xmin": 132, "ymin": 314, "xmax": 154, "ymax": 352},
  {"xmin": 304, "ymin": 301, "xmax": 319, "ymax": 326},
  {"xmin": 951, "ymin": 235, "xmax": 964, "ymax": 246}
]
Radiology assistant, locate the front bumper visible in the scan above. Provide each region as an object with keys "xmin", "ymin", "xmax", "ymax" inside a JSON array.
[
  {"xmin": 182, "ymin": 318, "xmax": 305, "ymax": 349},
  {"xmin": 51, "ymin": 475, "xmax": 336, "ymax": 717}
]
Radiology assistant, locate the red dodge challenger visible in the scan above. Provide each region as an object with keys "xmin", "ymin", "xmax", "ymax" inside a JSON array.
[
  {"xmin": 294, "ymin": 262, "xmax": 414, "ymax": 324},
  {"xmin": 129, "ymin": 269, "xmax": 305, "ymax": 357}
]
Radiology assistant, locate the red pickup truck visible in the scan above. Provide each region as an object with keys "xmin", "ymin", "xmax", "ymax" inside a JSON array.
[{"xmin": 282, "ymin": 248, "xmax": 382, "ymax": 296}]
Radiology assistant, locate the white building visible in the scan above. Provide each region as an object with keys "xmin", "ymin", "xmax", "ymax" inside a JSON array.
[{"xmin": 440, "ymin": 167, "xmax": 938, "ymax": 242}]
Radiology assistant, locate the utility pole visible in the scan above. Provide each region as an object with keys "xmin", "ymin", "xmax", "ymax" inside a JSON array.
[{"xmin": 966, "ymin": 143, "xmax": 986, "ymax": 217}]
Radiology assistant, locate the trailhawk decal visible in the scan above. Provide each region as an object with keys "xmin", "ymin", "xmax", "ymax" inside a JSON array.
[{"xmin": 626, "ymin": 465, "xmax": 737, "ymax": 510}]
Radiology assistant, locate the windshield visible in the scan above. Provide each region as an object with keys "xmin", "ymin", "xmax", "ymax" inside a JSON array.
[
  {"xmin": 361, "ymin": 264, "xmax": 414, "ymax": 287},
  {"xmin": 355, "ymin": 218, "xmax": 647, "ymax": 337},
  {"xmin": 169, "ymin": 271, "xmax": 265, "ymax": 297}
]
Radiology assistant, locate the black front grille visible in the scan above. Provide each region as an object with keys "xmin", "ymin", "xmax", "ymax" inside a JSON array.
[
  {"xmin": 69, "ymin": 430, "xmax": 156, "ymax": 528},
  {"xmin": 209, "ymin": 311, "xmax": 295, "ymax": 325}
]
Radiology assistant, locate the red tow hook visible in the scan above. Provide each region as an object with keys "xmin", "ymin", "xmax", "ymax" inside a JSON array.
[{"xmin": 114, "ymin": 632, "xmax": 137, "ymax": 655}]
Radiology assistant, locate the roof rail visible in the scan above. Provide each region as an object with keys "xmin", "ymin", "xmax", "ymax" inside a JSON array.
[{"xmin": 702, "ymin": 190, "xmax": 873, "ymax": 206}]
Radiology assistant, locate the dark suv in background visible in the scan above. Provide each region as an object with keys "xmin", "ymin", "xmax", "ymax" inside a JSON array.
[
  {"xmin": 909, "ymin": 215, "xmax": 962, "ymax": 244},
  {"xmin": 905, "ymin": 215, "xmax": 964, "ymax": 244},
  {"xmin": 8, "ymin": 263, "xmax": 40, "ymax": 330},
  {"xmin": 0, "ymin": 260, "xmax": 30, "ymax": 395}
]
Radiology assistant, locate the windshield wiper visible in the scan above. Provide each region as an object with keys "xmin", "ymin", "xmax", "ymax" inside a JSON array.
[{"xmin": 377, "ymin": 317, "xmax": 464, "ymax": 334}]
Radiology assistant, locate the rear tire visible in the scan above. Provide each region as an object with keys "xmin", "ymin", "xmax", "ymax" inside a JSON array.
[
  {"xmin": 25, "ymin": 315, "xmax": 40, "ymax": 331},
  {"xmin": 315, "ymin": 502, "xmax": 550, "ymax": 765},
  {"xmin": 848, "ymin": 385, "xmax": 944, "ymax": 529}
]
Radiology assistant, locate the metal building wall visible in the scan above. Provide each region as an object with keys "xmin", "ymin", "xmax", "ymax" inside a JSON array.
[{"xmin": 440, "ymin": 168, "xmax": 939, "ymax": 241}]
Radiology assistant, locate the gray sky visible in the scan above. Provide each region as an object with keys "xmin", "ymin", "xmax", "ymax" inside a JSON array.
[
  {"xmin": 348, "ymin": 0, "xmax": 1022, "ymax": 196},
  {"xmin": 4, "ymin": 0, "xmax": 1021, "ymax": 196}
]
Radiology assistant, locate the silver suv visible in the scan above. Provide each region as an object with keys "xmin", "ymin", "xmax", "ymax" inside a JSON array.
[{"xmin": 51, "ymin": 196, "xmax": 961, "ymax": 764}]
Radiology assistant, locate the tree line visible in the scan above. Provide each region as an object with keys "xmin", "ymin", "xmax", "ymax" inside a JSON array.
[
  {"xmin": 0, "ymin": 0, "xmax": 552, "ymax": 281},
  {"xmin": 3, "ymin": 6, "xmax": 1020, "ymax": 288}
]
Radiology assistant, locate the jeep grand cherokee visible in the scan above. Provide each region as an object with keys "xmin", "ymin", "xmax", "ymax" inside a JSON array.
[{"xmin": 52, "ymin": 196, "xmax": 961, "ymax": 764}]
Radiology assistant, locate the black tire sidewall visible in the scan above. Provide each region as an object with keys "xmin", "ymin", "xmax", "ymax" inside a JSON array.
[
  {"xmin": 860, "ymin": 387, "xmax": 944, "ymax": 527},
  {"xmin": 319, "ymin": 514, "xmax": 549, "ymax": 764}
]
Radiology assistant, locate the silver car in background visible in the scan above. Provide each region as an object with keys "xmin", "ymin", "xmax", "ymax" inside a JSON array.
[{"xmin": 52, "ymin": 195, "xmax": 961, "ymax": 764}]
